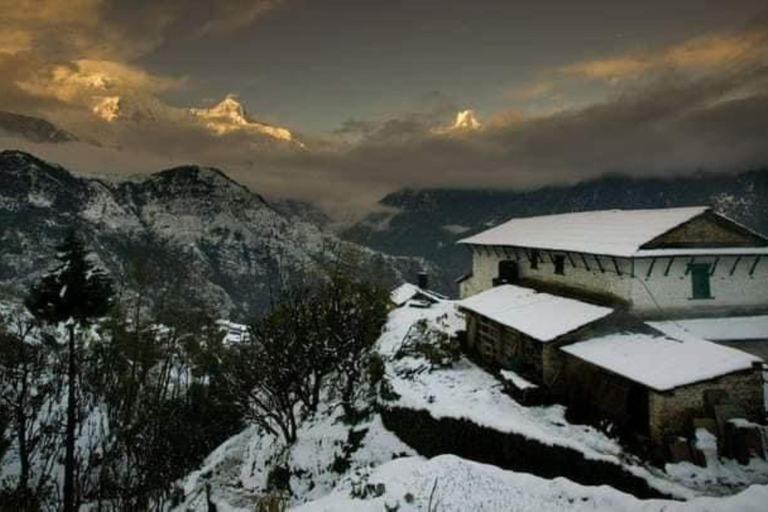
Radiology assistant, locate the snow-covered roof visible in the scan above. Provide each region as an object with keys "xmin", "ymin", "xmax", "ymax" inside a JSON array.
[
  {"xmin": 458, "ymin": 284, "xmax": 614, "ymax": 342},
  {"xmin": 390, "ymin": 283, "xmax": 445, "ymax": 307},
  {"xmin": 459, "ymin": 206, "xmax": 719, "ymax": 257},
  {"xmin": 649, "ymin": 316, "xmax": 768, "ymax": 341},
  {"xmin": 562, "ymin": 330, "xmax": 762, "ymax": 391}
]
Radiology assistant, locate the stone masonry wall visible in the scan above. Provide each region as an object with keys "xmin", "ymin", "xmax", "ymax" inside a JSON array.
[{"xmin": 648, "ymin": 367, "xmax": 765, "ymax": 444}]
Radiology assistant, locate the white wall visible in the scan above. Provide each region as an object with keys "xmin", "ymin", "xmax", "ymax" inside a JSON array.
[
  {"xmin": 459, "ymin": 245, "xmax": 768, "ymax": 318},
  {"xmin": 459, "ymin": 245, "xmax": 632, "ymax": 300},
  {"xmin": 630, "ymin": 256, "xmax": 768, "ymax": 318}
]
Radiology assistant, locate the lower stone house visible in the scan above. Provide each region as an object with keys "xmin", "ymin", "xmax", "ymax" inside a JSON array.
[
  {"xmin": 459, "ymin": 283, "xmax": 766, "ymax": 458},
  {"xmin": 558, "ymin": 329, "xmax": 764, "ymax": 447},
  {"xmin": 458, "ymin": 284, "xmax": 614, "ymax": 384}
]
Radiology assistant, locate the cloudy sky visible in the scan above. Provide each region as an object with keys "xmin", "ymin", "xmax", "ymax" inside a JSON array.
[{"xmin": 1, "ymin": 0, "xmax": 767, "ymax": 215}]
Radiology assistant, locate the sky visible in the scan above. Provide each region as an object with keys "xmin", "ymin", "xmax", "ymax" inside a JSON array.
[{"xmin": 1, "ymin": 0, "xmax": 768, "ymax": 216}]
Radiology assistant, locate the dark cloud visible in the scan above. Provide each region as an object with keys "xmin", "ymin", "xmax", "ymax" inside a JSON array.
[
  {"xmin": 4, "ymin": 58, "xmax": 768, "ymax": 220},
  {"xmin": 2, "ymin": 4, "xmax": 768, "ymax": 220}
]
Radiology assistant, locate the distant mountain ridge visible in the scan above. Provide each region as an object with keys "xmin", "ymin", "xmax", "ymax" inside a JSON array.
[
  {"xmin": 342, "ymin": 170, "xmax": 768, "ymax": 292},
  {"xmin": 0, "ymin": 150, "xmax": 433, "ymax": 318},
  {"xmin": 0, "ymin": 111, "xmax": 78, "ymax": 143}
]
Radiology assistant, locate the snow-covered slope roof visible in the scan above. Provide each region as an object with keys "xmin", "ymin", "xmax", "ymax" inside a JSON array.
[
  {"xmin": 458, "ymin": 284, "xmax": 614, "ymax": 342},
  {"xmin": 458, "ymin": 206, "xmax": 713, "ymax": 257},
  {"xmin": 390, "ymin": 283, "xmax": 446, "ymax": 307},
  {"xmin": 562, "ymin": 330, "xmax": 761, "ymax": 391},
  {"xmin": 649, "ymin": 316, "xmax": 768, "ymax": 342}
]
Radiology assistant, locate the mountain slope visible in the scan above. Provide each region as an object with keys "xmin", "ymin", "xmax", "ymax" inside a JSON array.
[
  {"xmin": 0, "ymin": 150, "xmax": 432, "ymax": 317},
  {"xmin": 342, "ymin": 170, "xmax": 768, "ymax": 292},
  {"xmin": 0, "ymin": 111, "xmax": 78, "ymax": 143}
]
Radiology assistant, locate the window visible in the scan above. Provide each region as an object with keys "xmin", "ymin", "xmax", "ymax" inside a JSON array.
[
  {"xmin": 689, "ymin": 263, "xmax": 712, "ymax": 299},
  {"xmin": 554, "ymin": 255, "xmax": 565, "ymax": 275},
  {"xmin": 530, "ymin": 250, "xmax": 540, "ymax": 270}
]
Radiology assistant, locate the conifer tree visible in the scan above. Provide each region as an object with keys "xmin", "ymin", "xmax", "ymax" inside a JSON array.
[{"xmin": 25, "ymin": 229, "xmax": 113, "ymax": 512}]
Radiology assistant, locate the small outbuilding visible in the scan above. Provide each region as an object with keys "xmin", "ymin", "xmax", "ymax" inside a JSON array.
[
  {"xmin": 458, "ymin": 284, "xmax": 614, "ymax": 383},
  {"xmin": 390, "ymin": 282, "xmax": 446, "ymax": 308},
  {"xmin": 559, "ymin": 328, "xmax": 764, "ymax": 446}
]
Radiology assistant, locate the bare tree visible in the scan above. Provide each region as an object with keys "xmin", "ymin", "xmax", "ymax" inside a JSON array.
[
  {"xmin": 0, "ymin": 308, "xmax": 64, "ymax": 508},
  {"xmin": 226, "ymin": 260, "xmax": 389, "ymax": 444}
]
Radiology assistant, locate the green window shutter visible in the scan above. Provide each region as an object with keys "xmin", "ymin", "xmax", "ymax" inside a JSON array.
[{"xmin": 689, "ymin": 263, "xmax": 712, "ymax": 299}]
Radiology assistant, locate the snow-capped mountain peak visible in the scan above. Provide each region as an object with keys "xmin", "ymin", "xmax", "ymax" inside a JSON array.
[
  {"xmin": 433, "ymin": 109, "xmax": 483, "ymax": 135},
  {"xmin": 452, "ymin": 109, "xmax": 482, "ymax": 131},
  {"xmin": 92, "ymin": 96, "xmax": 122, "ymax": 122},
  {"xmin": 86, "ymin": 92, "xmax": 299, "ymax": 145},
  {"xmin": 206, "ymin": 94, "xmax": 248, "ymax": 122},
  {"xmin": 190, "ymin": 94, "xmax": 296, "ymax": 142}
]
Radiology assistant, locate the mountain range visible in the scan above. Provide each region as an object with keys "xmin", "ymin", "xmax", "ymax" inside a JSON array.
[
  {"xmin": 342, "ymin": 169, "xmax": 768, "ymax": 292},
  {"xmin": 0, "ymin": 93, "xmax": 301, "ymax": 150},
  {"xmin": 0, "ymin": 150, "xmax": 432, "ymax": 318}
]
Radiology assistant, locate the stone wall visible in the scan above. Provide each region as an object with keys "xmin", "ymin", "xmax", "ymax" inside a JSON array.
[{"xmin": 648, "ymin": 367, "xmax": 765, "ymax": 444}]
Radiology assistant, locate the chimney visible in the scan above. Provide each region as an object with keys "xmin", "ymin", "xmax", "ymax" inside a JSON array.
[{"xmin": 417, "ymin": 272, "xmax": 429, "ymax": 290}]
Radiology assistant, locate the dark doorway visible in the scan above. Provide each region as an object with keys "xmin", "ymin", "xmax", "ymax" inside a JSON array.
[
  {"xmin": 554, "ymin": 255, "xmax": 565, "ymax": 275},
  {"xmin": 496, "ymin": 260, "xmax": 519, "ymax": 284}
]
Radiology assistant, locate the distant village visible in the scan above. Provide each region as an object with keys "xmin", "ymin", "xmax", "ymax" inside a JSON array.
[{"xmin": 393, "ymin": 206, "xmax": 768, "ymax": 465}]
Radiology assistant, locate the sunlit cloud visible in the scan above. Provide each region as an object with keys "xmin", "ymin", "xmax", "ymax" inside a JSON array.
[
  {"xmin": 16, "ymin": 60, "xmax": 184, "ymax": 104},
  {"xmin": 1, "ymin": 3, "xmax": 768, "ymax": 218},
  {"xmin": 562, "ymin": 58, "xmax": 652, "ymax": 81},
  {"xmin": 562, "ymin": 24, "xmax": 768, "ymax": 81},
  {"xmin": 507, "ymin": 81, "xmax": 556, "ymax": 101}
]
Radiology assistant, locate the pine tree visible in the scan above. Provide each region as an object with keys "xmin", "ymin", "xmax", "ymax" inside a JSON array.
[{"xmin": 25, "ymin": 229, "xmax": 113, "ymax": 512}]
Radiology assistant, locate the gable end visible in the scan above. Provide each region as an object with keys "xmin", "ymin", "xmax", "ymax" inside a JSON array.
[{"xmin": 641, "ymin": 211, "xmax": 768, "ymax": 249}]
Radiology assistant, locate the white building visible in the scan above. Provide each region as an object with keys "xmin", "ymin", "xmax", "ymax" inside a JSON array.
[{"xmin": 457, "ymin": 206, "xmax": 768, "ymax": 318}]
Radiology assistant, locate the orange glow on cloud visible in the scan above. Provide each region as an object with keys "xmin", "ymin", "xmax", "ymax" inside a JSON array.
[{"xmin": 562, "ymin": 27, "xmax": 766, "ymax": 81}]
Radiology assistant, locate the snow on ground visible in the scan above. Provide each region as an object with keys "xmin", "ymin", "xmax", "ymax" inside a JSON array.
[
  {"xmin": 379, "ymin": 301, "xmax": 693, "ymax": 498},
  {"xmin": 174, "ymin": 299, "xmax": 768, "ymax": 510},
  {"xmin": 174, "ymin": 403, "xmax": 415, "ymax": 511},
  {"xmin": 291, "ymin": 454, "xmax": 768, "ymax": 512},
  {"xmin": 379, "ymin": 300, "xmax": 768, "ymax": 497}
]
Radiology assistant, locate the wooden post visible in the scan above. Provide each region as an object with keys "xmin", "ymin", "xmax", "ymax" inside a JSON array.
[
  {"xmin": 663, "ymin": 257, "xmax": 675, "ymax": 276},
  {"xmin": 580, "ymin": 253, "xmax": 591, "ymax": 271},
  {"xmin": 594, "ymin": 255, "xmax": 605, "ymax": 273},
  {"xmin": 645, "ymin": 258, "xmax": 657, "ymax": 280},
  {"xmin": 729, "ymin": 256, "xmax": 742, "ymax": 276}
]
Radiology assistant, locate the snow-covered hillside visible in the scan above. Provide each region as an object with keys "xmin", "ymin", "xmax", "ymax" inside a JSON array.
[
  {"xmin": 0, "ymin": 150, "xmax": 434, "ymax": 316},
  {"xmin": 173, "ymin": 299, "xmax": 768, "ymax": 511}
]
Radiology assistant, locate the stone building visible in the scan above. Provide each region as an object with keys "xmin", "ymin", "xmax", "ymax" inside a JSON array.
[
  {"xmin": 457, "ymin": 206, "xmax": 768, "ymax": 318},
  {"xmin": 558, "ymin": 328, "xmax": 763, "ymax": 446},
  {"xmin": 460, "ymin": 284, "xmax": 763, "ymax": 447},
  {"xmin": 456, "ymin": 206, "xmax": 767, "ymax": 459},
  {"xmin": 458, "ymin": 284, "xmax": 613, "ymax": 383}
]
